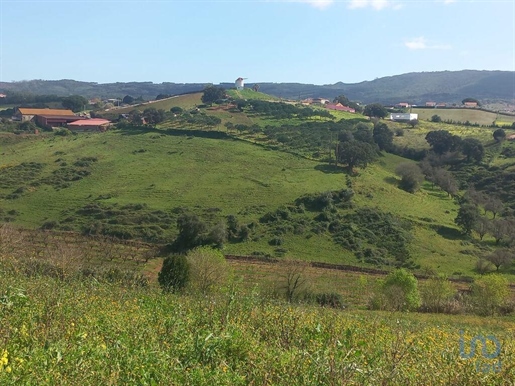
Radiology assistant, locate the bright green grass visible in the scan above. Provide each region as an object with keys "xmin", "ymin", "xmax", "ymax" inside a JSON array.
[
  {"xmin": 1, "ymin": 129, "xmax": 472, "ymax": 271},
  {"xmin": 226, "ymin": 88, "xmax": 280, "ymax": 101},
  {"xmin": 103, "ymin": 93, "xmax": 203, "ymax": 118}
]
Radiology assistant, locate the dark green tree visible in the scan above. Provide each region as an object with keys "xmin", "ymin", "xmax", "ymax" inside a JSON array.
[
  {"xmin": 143, "ymin": 108, "xmax": 166, "ymax": 124},
  {"xmin": 431, "ymin": 114, "xmax": 442, "ymax": 123},
  {"xmin": 122, "ymin": 95, "xmax": 134, "ymax": 104},
  {"xmin": 425, "ymin": 130, "xmax": 462, "ymax": 155},
  {"xmin": 158, "ymin": 254, "xmax": 190, "ymax": 293},
  {"xmin": 175, "ymin": 213, "xmax": 208, "ymax": 251},
  {"xmin": 337, "ymin": 140, "xmax": 377, "ymax": 170},
  {"xmin": 461, "ymin": 138, "xmax": 484, "ymax": 163},
  {"xmin": 455, "ymin": 203, "xmax": 480, "ymax": 235},
  {"xmin": 170, "ymin": 106, "xmax": 183, "ymax": 114},
  {"xmin": 493, "ymin": 128, "xmax": 506, "ymax": 142},
  {"xmin": 363, "ymin": 103, "xmax": 388, "ymax": 119},
  {"xmin": 62, "ymin": 95, "xmax": 88, "ymax": 112},
  {"xmin": 201, "ymin": 85, "xmax": 226, "ymax": 105},
  {"xmin": 373, "ymin": 122, "xmax": 394, "ymax": 151}
]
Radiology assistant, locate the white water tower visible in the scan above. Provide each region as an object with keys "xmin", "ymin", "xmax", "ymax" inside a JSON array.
[{"xmin": 235, "ymin": 77, "xmax": 245, "ymax": 90}]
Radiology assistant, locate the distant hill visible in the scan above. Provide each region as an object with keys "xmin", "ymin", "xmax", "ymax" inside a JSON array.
[{"xmin": 1, "ymin": 70, "xmax": 513, "ymax": 105}]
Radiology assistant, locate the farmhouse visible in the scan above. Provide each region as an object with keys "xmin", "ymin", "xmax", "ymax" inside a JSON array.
[
  {"xmin": 396, "ymin": 102, "xmax": 410, "ymax": 108},
  {"xmin": 15, "ymin": 108, "xmax": 75, "ymax": 122},
  {"xmin": 36, "ymin": 114, "xmax": 86, "ymax": 128},
  {"xmin": 68, "ymin": 118, "xmax": 111, "ymax": 132},
  {"xmin": 325, "ymin": 103, "xmax": 355, "ymax": 113},
  {"xmin": 425, "ymin": 102, "xmax": 436, "ymax": 107},
  {"xmin": 390, "ymin": 113, "xmax": 418, "ymax": 122},
  {"xmin": 464, "ymin": 102, "xmax": 478, "ymax": 108}
]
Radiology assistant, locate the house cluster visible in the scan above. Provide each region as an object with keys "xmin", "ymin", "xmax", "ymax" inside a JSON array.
[
  {"xmin": 14, "ymin": 108, "xmax": 111, "ymax": 132},
  {"xmin": 302, "ymin": 98, "xmax": 356, "ymax": 113}
]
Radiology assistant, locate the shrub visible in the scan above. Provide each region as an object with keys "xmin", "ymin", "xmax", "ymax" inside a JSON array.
[
  {"xmin": 186, "ymin": 246, "xmax": 231, "ymax": 294},
  {"xmin": 420, "ymin": 276, "xmax": 455, "ymax": 313},
  {"xmin": 470, "ymin": 274, "xmax": 509, "ymax": 316},
  {"xmin": 315, "ymin": 292, "xmax": 345, "ymax": 309},
  {"xmin": 158, "ymin": 254, "xmax": 190, "ymax": 293},
  {"xmin": 375, "ymin": 269, "xmax": 421, "ymax": 311}
]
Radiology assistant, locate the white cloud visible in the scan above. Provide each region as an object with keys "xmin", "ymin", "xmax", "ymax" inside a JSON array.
[
  {"xmin": 348, "ymin": 0, "xmax": 398, "ymax": 10},
  {"xmin": 289, "ymin": 0, "xmax": 335, "ymax": 9},
  {"xmin": 441, "ymin": 0, "xmax": 457, "ymax": 4},
  {"xmin": 404, "ymin": 37, "xmax": 452, "ymax": 50}
]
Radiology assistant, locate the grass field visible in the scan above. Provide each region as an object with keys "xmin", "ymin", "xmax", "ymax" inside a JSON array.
[
  {"xmin": 1, "ymin": 265, "xmax": 514, "ymax": 385},
  {"xmin": 412, "ymin": 108, "xmax": 515, "ymax": 126}
]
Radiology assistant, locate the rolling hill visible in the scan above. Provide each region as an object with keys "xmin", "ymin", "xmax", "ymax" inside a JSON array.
[{"xmin": 1, "ymin": 70, "xmax": 513, "ymax": 105}]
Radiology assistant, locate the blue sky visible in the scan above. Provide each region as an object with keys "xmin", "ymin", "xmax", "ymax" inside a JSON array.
[{"xmin": 0, "ymin": 0, "xmax": 513, "ymax": 85}]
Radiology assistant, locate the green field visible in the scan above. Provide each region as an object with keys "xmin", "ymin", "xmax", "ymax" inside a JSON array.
[{"xmin": 412, "ymin": 107, "xmax": 515, "ymax": 126}]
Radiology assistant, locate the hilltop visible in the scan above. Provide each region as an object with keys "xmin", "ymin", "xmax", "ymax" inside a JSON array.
[{"xmin": 1, "ymin": 70, "xmax": 513, "ymax": 106}]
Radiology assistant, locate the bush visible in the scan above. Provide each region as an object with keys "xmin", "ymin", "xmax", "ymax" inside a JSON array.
[
  {"xmin": 186, "ymin": 246, "xmax": 231, "ymax": 294},
  {"xmin": 420, "ymin": 276, "xmax": 455, "ymax": 313},
  {"xmin": 315, "ymin": 292, "xmax": 345, "ymax": 309},
  {"xmin": 374, "ymin": 269, "xmax": 421, "ymax": 311},
  {"xmin": 158, "ymin": 254, "xmax": 190, "ymax": 293},
  {"xmin": 471, "ymin": 274, "xmax": 509, "ymax": 316}
]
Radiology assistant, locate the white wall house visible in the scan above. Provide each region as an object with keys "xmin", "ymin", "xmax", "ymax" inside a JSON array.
[{"xmin": 390, "ymin": 113, "xmax": 418, "ymax": 122}]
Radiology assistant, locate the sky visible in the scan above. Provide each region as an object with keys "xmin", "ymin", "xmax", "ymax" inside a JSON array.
[{"xmin": 0, "ymin": 0, "xmax": 514, "ymax": 85}]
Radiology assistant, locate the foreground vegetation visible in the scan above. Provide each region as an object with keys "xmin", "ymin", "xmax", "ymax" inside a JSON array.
[{"xmin": 1, "ymin": 251, "xmax": 514, "ymax": 385}]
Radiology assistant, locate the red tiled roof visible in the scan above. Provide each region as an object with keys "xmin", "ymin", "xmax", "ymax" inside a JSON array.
[{"xmin": 68, "ymin": 119, "xmax": 110, "ymax": 126}]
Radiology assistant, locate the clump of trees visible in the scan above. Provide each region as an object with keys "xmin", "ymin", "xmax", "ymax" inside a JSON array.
[
  {"xmin": 201, "ymin": 85, "xmax": 226, "ymax": 105},
  {"xmin": 395, "ymin": 163, "xmax": 424, "ymax": 193}
]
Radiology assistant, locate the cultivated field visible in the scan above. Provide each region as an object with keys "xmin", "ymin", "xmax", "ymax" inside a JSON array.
[{"xmin": 412, "ymin": 107, "xmax": 515, "ymax": 126}]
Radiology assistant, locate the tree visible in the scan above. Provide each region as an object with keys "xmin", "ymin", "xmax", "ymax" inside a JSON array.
[
  {"xmin": 201, "ymin": 85, "xmax": 226, "ymax": 105},
  {"xmin": 337, "ymin": 140, "xmax": 377, "ymax": 171},
  {"xmin": 128, "ymin": 109, "xmax": 143, "ymax": 125},
  {"xmin": 471, "ymin": 274, "xmax": 509, "ymax": 316},
  {"xmin": 143, "ymin": 108, "xmax": 166, "ymax": 124},
  {"xmin": 158, "ymin": 254, "xmax": 190, "ymax": 293},
  {"xmin": 175, "ymin": 213, "xmax": 208, "ymax": 251},
  {"xmin": 407, "ymin": 119, "xmax": 419, "ymax": 128},
  {"xmin": 461, "ymin": 138, "xmax": 484, "ymax": 163},
  {"xmin": 279, "ymin": 260, "xmax": 309, "ymax": 303},
  {"xmin": 455, "ymin": 203, "xmax": 480, "ymax": 235},
  {"xmin": 395, "ymin": 162, "xmax": 424, "ymax": 193},
  {"xmin": 425, "ymin": 130, "xmax": 462, "ymax": 155},
  {"xmin": 491, "ymin": 219, "xmax": 509, "ymax": 244},
  {"xmin": 493, "ymin": 128, "xmax": 506, "ymax": 142},
  {"xmin": 434, "ymin": 168, "xmax": 458, "ymax": 197},
  {"xmin": 122, "ymin": 95, "xmax": 134, "ymax": 104},
  {"xmin": 62, "ymin": 95, "xmax": 88, "ymax": 112},
  {"xmin": 473, "ymin": 216, "xmax": 491, "ymax": 240},
  {"xmin": 363, "ymin": 103, "xmax": 388, "ymax": 119},
  {"xmin": 155, "ymin": 94, "xmax": 171, "ymax": 100},
  {"xmin": 353, "ymin": 124, "xmax": 374, "ymax": 144},
  {"xmin": 486, "ymin": 249, "xmax": 513, "ymax": 271},
  {"xmin": 373, "ymin": 122, "xmax": 394, "ymax": 151},
  {"xmin": 170, "ymin": 106, "xmax": 183, "ymax": 114},
  {"xmin": 186, "ymin": 246, "xmax": 231, "ymax": 294},
  {"xmin": 484, "ymin": 197, "xmax": 504, "ymax": 219},
  {"xmin": 380, "ymin": 269, "xmax": 421, "ymax": 312},
  {"xmin": 431, "ymin": 114, "xmax": 442, "ymax": 123}
]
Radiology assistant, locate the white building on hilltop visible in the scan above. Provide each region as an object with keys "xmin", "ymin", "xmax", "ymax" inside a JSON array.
[{"xmin": 235, "ymin": 77, "xmax": 245, "ymax": 90}]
